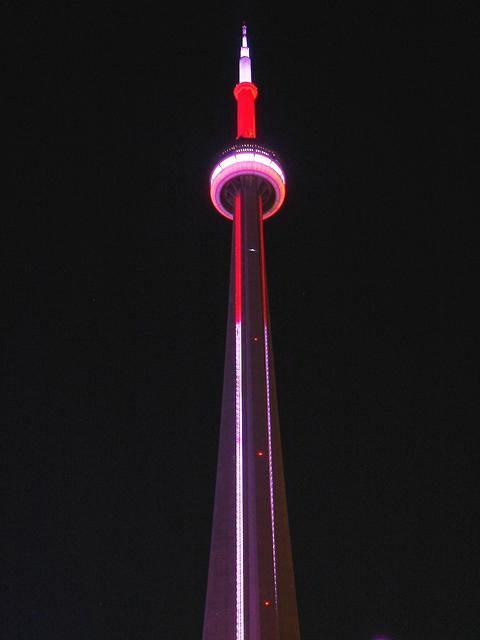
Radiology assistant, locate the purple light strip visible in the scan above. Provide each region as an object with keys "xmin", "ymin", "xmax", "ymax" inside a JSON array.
[
  {"xmin": 234, "ymin": 192, "xmax": 244, "ymax": 640},
  {"xmin": 235, "ymin": 322, "xmax": 245, "ymax": 639},
  {"xmin": 264, "ymin": 323, "xmax": 278, "ymax": 610}
]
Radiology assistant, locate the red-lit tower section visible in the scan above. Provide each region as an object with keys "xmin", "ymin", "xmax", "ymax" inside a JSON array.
[{"xmin": 203, "ymin": 25, "xmax": 300, "ymax": 640}]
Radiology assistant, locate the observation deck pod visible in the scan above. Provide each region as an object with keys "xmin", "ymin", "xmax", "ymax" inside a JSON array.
[{"xmin": 210, "ymin": 142, "xmax": 286, "ymax": 221}]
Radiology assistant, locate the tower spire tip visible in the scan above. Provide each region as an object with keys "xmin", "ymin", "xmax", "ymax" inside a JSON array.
[
  {"xmin": 239, "ymin": 21, "xmax": 252, "ymax": 83},
  {"xmin": 241, "ymin": 22, "xmax": 248, "ymax": 49}
]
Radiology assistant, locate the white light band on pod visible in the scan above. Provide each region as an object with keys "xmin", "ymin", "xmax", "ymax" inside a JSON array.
[{"xmin": 210, "ymin": 152, "xmax": 286, "ymax": 220}]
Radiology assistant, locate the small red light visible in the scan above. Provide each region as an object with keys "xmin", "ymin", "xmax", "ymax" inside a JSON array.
[
  {"xmin": 253, "ymin": 336, "xmax": 259, "ymax": 342},
  {"xmin": 256, "ymin": 450, "xmax": 264, "ymax": 457},
  {"xmin": 263, "ymin": 600, "xmax": 272, "ymax": 607}
]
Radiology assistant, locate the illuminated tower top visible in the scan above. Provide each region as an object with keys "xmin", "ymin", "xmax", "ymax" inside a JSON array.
[
  {"xmin": 239, "ymin": 23, "xmax": 252, "ymax": 83},
  {"xmin": 209, "ymin": 24, "xmax": 285, "ymax": 220},
  {"xmin": 234, "ymin": 23, "xmax": 258, "ymax": 139}
]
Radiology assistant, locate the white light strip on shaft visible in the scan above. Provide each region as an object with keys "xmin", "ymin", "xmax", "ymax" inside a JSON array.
[
  {"xmin": 259, "ymin": 210, "xmax": 279, "ymax": 611},
  {"xmin": 264, "ymin": 323, "xmax": 279, "ymax": 609}
]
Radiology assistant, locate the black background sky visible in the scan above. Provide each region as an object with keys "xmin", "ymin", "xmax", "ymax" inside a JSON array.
[{"xmin": 4, "ymin": 3, "xmax": 477, "ymax": 640}]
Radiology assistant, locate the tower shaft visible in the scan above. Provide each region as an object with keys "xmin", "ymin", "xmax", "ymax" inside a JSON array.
[
  {"xmin": 204, "ymin": 24, "xmax": 300, "ymax": 640},
  {"xmin": 203, "ymin": 178, "xmax": 300, "ymax": 640}
]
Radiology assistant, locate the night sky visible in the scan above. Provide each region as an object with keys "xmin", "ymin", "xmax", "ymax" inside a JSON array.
[{"xmin": 5, "ymin": 3, "xmax": 476, "ymax": 640}]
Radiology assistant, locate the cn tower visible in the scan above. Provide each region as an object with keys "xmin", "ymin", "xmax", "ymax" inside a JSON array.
[{"xmin": 203, "ymin": 25, "xmax": 301, "ymax": 640}]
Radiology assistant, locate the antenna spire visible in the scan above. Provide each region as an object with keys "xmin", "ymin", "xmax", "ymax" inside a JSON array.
[
  {"xmin": 239, "ymin": 22, "xmax": 252, "ymax": 83},
  {"xmin": 242, "ymin": 22, "xmax": 248, "ymax": 48},
  {"xmin": 234, "ymin": 22, "xmax": 258, "ymax": 138}
]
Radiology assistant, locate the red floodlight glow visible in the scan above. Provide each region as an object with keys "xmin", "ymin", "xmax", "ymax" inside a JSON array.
[{"xmin": 234, "ymin": 82, "xmax": 258, "ymax": 139}]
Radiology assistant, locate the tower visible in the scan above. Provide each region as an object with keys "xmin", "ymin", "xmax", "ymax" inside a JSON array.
[{"xmin": 203, "ymin": 25, "xmax": 301, "ymax": 640}]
